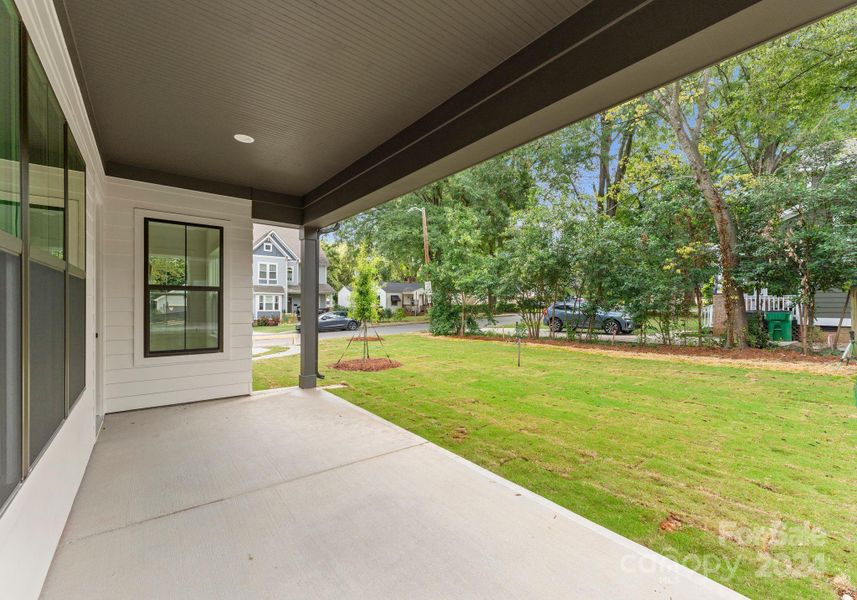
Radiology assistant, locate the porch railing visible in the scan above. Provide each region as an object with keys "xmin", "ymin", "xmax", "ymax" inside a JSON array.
[
  {"xmin": 745, "ymin": 294, "xmax": 796, "ymax": 313},
  {"xmin": 701, "ymin": 294, "xmax": 798, "ymax": 330}
]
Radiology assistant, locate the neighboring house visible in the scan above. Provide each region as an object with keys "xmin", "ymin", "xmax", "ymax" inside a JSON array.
[
  {"xmin": 708, "ymin": 288, "xmax": 851, "ymax": 334},
  {"xmin": 252, "ymin": 225, "xmax": 335, "ymax": 319},
  {"xmin": 338, "ymin": 281, "xmax": 428, "ymax": 314}
]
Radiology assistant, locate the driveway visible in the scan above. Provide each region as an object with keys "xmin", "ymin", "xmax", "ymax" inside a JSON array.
[{"xmin": 42, "ymin": 388, "xmax": 742, "ymax": 599}]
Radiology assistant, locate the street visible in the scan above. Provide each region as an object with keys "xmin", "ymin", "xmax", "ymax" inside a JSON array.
[{"xmin": 253, "ymin": 314, "xmax": 521, "ymax": 349}]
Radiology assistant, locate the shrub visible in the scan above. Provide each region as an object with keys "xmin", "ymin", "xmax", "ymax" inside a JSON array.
[
  {"xmin": 253, "ymin": 315, "xmax": 281, "ymax": 327},
  {"xmin": 429, "ymin": 294, "xmax": 477, "ymax": 335},
  {"xmin": 380, "ymin": 307, "xmax": 394, "ymax": 320},
  {"xmin": 392, "ymin": 308, "xmax": 406, "ymax": 321},
  {"xmin": 428, "ymin": 293, "xmax": 457, "ymax": 335},
  {"xmin": 745, "ymin": 313, "xmax": 770, "ymax": 349}
]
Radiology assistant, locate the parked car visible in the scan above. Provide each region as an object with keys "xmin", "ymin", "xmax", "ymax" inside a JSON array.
[
  {"xmin": 296, "ymin": 312, "xmax": 359, "ymax": 332},
  {"xmin": 542, "ymin": 299, "xmax": 634, "ymax": 334}
]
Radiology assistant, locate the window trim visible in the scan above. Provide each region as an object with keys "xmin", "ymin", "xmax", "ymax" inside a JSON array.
[
  {"xmin": 257, "ymin": 294, "xmax": 280, "ymax": 312},
  {"xmin": 263, "ymin": 242, "xmax": 272, "ymax": 252},
  {"xmin": 143, "ymin": 217, "xmax": 224, "ymax": 358},
  {"xmin": 258, "ymin": 261, "xmax": 277, "ymax": 284}
]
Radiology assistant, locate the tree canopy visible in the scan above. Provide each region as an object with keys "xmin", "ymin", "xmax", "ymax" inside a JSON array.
[{"xmin": 326, "ymin": 8, "xmax": 856, "ymax": 351}]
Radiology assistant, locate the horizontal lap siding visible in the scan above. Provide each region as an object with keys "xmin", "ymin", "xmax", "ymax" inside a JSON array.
[
  {"xmin": 814, "ymin": 290, "xmax": 848, "ymax": 319},
  {"xmin": 103, "ymin": 178, "xmax": 253, "ymax": 412}
]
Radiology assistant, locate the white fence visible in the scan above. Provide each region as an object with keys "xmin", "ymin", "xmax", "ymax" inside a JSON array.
[
  {"xmin": 745, "ymin": 294, "xmax": 796, "ymax": 313},
  {"xmin": 701, "ymin": 295, "xmax": 797, "ymax": 329}
]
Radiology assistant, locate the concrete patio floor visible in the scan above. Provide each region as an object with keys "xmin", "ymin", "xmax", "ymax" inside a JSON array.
[{"xmin": 41, "ymin": 388, "xmax": 743, "ymax": 599}]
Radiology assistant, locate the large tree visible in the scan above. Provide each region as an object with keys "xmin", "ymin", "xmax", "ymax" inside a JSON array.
[{"xmin": 650, "ymin": 74, "xmax": 750, "ymax": 347}]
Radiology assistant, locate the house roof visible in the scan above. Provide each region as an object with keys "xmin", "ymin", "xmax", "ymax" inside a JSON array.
[
  {"xmin": 341, "ymin": 282, "xmax": 424, "ymax": 294},
  {"xmin": 253, "ymin": 285, "xmax": 287, "ymax": 295},
  {"xmin": 252, "ymin": 225, "xmax": 329, "ymax": 266},
  {"xmin": 288, "ymin": 283, "xmax": 336, "ymax": 295},
  {"xmin": 380, "ymin": 282, "xmax": 424, "ymax": 294}
]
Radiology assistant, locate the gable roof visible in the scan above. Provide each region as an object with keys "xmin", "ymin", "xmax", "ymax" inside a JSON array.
[
  {"xmin": 252, "ymin": 231, "xmax": 297, "ymax": 260},
  {"xmin": 342, "ymin": 282, "xmax": 424, "ymax": 293},
  {"xmin": 380, "ymin": 282, "xmax": 424, "ymax": 294},
  {"xmin": 252, "ymin": 225, "xmax": 328, "ymax": 265}
]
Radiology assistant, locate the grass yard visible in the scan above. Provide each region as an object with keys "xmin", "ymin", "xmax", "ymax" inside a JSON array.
[
  {"xmin": 253, "ymin": 334, "xmax": 857, "ymax": 599},
  {"xmin": 252, "ymin": 322, "xmax": 297, "ymax": 333}
]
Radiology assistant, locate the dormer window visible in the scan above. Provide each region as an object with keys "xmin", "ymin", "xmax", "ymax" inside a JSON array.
[{"xmin": 263, "ymin": 242, "xmax": 273, "ymax": 252}]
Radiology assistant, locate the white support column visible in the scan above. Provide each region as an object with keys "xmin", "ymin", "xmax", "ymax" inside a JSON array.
[{"xmin": 299, "ymin": 226, "xmax": 319, "ymax": 389}]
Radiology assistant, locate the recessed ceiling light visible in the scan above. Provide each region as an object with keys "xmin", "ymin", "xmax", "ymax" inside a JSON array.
[{"xmin": 233, "ymin": 133, "xmax": 255, "ymax": 144}]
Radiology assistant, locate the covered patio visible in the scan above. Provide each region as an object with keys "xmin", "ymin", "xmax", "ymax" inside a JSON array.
[
  {"xmin": 1, "ymin": 0, "xmax": 852, "ymax": 597},
  {"xmin": 42, "ymin": 387, "xmax": 739, "ymax": 599}
]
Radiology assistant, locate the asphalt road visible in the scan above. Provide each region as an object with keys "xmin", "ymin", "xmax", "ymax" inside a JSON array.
[{"xmin": 253, "ymin": 314, "xmax": 520, "ymax": 348}]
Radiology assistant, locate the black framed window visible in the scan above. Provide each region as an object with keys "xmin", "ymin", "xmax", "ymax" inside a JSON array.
[{"xmin": 145, "ymin": 218, "xmax": 223, "ymax": 356}]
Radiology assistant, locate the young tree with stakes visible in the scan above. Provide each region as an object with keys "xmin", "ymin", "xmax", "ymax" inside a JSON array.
[{"xmin": 348, "ymin": 250, "xmax": 380, "ymax": 360}]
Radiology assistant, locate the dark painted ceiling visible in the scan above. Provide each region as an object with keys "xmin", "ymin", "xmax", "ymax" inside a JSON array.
[
  {"xmin": 54, "ymin": 0, "xmax": 852, "ymax": 226},
  {"xmin": 55, "ymin": 0, "xmax": 590, "ymax": 195}
]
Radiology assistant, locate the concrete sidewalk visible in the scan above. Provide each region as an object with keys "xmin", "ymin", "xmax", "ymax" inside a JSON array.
[{"xmin": 42, "ymin": 388, "xmax": 744, "ymax": 599}]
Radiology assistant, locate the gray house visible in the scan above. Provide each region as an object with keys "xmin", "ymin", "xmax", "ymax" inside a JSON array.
[{"xmin": 252, "ymin": 225, "xmax": 335, "ymax": 318}]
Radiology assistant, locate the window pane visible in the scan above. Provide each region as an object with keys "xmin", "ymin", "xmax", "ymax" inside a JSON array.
[
  {"xmin": 0, "ymin": 0, "xmax": 19, "ymax": 238},
  {"xmin": 148, "ymin": 221, "xmax": 185, "ymax": 285},
  {"xmin": 186, "ymin": 225, "xmax": 219, "ymax": 286},
  {"xmin": 67, "ymin": 133, "xmax": 85, "ymax": 270},
  {"xmin": 28, "ymin": 41, "xmax": 64, "ymax": 259},
  {"xmin": 185, "ymin": 290, "xmax": 218, "ymax": 349},
  {"xmin": 68, "ymin": 275, "xmax": 85, "ymax": 407},
  {"xmin": 148, "ymin": 289, "xmax": 186, "ymax": 352},
  {"xmin": 0, "ymin": 250, "xmax": 21, "ymax": 504},
  {"xmin": 29, "ymin": 261, "xmax": 64, "ymax": 463}
]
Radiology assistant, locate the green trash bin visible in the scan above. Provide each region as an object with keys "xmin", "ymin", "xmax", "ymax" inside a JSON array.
[{"xmin": 766, "ymin": 311, "xmax": 792, "ymax": 342}]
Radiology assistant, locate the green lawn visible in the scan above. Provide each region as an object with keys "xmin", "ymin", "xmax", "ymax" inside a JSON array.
[
  {"xmin": 252, "ymin": 322, "xmax": 296, "ymax": 333},
  {"xmin": 252, "ymin": 345, "xmax": 289, "ymax": 357},
  {"xmin": 376, "ymin": 315, "xmax": 430, "ymax": 325},
  {"xmin": 253, "ymin": 334, "xmax": 856, "ymax": 599}
]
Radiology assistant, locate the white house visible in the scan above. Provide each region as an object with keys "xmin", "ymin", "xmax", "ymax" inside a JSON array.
[
  {"xmin": 252, "ymin": 225, "xmax": 335, "ymax": 318},
  {"xmin": 338, "ymin": 281, "xmax": 428, "ymax": 314}
]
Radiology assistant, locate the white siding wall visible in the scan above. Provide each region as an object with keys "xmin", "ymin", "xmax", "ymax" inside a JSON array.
[
  {"xmin": 337, "ymin": 287, "xmax": 351, "ymax": 307},
  {"xmin": 101, "ymin": 179, "xmax": 252, "ymax": 413}
]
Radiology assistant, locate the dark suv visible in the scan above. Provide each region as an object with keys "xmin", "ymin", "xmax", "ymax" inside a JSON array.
[{"xmin": 542, "ymin": 299, "xmax": 634, "ymax": 334}]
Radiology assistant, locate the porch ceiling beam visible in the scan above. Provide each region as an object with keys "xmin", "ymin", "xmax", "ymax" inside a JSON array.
[
  {"xmin": 302, "ymin": 0, "xmax": 851, "ymax": 227},
  {"xmin": 105, "ymin": 162, "xmax": 303, "ymax": 223}
]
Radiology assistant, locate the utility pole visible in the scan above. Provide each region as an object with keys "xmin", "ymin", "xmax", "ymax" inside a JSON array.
[
  {"xmin": 419, "ymin": 207, "xmax": 430, "ymax": 265},
  {"xmin": 408, "ymin": 206, "xmax": 431, "ymax": 313},
  {"xmin": 408, "ymin": 206, "xmax": 430, "ymax": 265}
]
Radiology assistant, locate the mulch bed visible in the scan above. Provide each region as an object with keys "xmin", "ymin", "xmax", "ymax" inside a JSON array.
[
  {"xmin": 331, "ymin": 358, "xmax": 401, "ymax": 372},
  {"xmin": 462, "ymin": 334, "xmax": 850, "ymax": 366}
]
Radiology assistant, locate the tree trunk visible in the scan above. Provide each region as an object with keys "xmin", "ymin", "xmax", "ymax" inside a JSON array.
[
  {"xmin": 657, "ymin": 85, "xmax": 748, "ymax": 347},
  {"xmin": 850, "ymin": 286, "xmax": 857, "ymax": 339}
]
